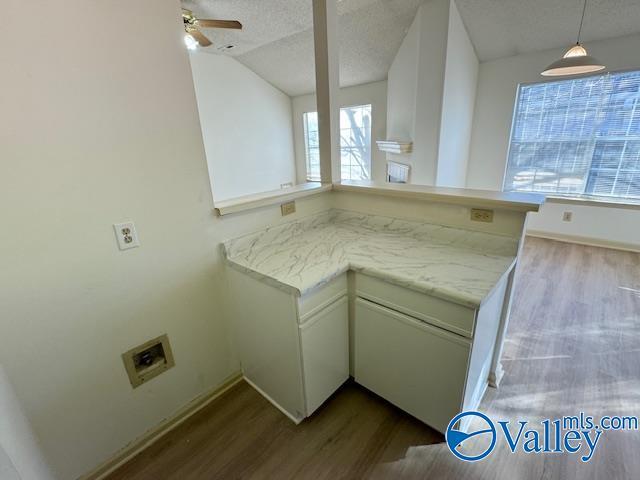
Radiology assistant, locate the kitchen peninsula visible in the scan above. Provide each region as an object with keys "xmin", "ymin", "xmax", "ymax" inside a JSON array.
[{"xmin": 223, "ymin": 196, "xmax": 540, "ymax": 433}]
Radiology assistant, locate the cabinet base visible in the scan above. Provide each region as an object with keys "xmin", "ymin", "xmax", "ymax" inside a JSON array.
[
  {"xmin": 243, "ymin": 376, "xmax": 304, "ymax": 425},
  {"xmin": 488, "ymin": 362, "xmax": 505, "ymax": 388}
]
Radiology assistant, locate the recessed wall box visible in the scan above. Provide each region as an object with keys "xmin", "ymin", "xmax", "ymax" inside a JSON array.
[
  {"xmin": 122, "ymin": 334, "xmax": 175, "ymax": 388},
  {"xmin": 387, "ymin": 161, "xmax": 410, "ymax": 183},
  {"xmin": 470, "ymin": 208, "xmax": 494, "ymax": 223},
  {"xmin": 281, "ymin": 201, "xmax": 296, "ymax": 216}
]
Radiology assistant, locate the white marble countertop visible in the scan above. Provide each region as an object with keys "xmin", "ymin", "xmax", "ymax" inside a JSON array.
[{"xmin": 223, "ymin": 210, "xmax": 519, "ymax": 308}]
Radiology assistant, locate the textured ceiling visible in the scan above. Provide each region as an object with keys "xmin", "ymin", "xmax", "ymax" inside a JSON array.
[
  {"xmin": 456, "ymin": 0, "xmax": 640, "ymax": 62},
  {"xmin": 182, "ymin": 0, "xmax": 640, "ymax": 95},
  {"xmin": 182, "ymin": 0, "xmax": 423, "ymax": 96}
]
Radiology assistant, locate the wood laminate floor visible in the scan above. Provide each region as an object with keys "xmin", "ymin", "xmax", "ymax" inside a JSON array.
[{"xmin": 107, "ymin": 238, "xmax": 640, "ymax": 480}]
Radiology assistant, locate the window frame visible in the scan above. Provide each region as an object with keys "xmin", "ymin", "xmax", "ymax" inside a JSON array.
[
  {"xmin": 502, "ymin": 66, "xmax": 640, "ymax": 205},
  {"xmin": 302, "ymin": 103, "xmax": 374, "ymax": 182},
  {"xmin": 303, "ymin": 111, "xmax": 321, "ymax": 182},
  {"xmin": 339, "ymin": 103, "xmax": 373, "ymax": 181}
]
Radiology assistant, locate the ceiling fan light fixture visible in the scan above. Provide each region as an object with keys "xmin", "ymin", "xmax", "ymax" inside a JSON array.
[
  {"xmin": 541, "ymin": 43, "xmax": 605, "ymax": 76},
  {"xmin": 181, "ymin": 8, "xmax": 242, "ymax": 50},
  {"xmin": 541, "ymin": 0, "xmax": 605, "ymax": 77},
  {"xmin": 184, "ymin": 33, "xmax": 198, "ymax": 50}
]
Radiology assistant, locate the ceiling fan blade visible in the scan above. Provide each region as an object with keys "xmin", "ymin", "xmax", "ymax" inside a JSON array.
[
  {"xmin": 188, "ymin": 28, "xmax": 212, "ymax": 47},
  {"xmin": 196, "ymin": 19, "xmax": 242, "ymax": 30}
]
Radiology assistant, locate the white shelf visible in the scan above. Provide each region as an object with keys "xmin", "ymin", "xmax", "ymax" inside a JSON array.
[
  {"xmin": 334, "ymin": 180, "xmax": 545, "ymax": 213},
  {"xmin": 376, "ymin": 140, "xmax": 413, "ymax": 154},
  {"xmin": 215, "ymin": 180, "xmax": 546, "ymax": 216},
  {"xmin": 214, "ymin": 182, "xmax": 332, "ymax": 216}
]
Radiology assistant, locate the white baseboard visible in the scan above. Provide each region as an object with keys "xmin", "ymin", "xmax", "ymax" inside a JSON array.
[
  {"xmin": 243, "ymin": 376, "xmax": 303, "ymax": 425},
  {"xmin": 526, "ymin": 230, "xmax": 640, "ymax": 253},
  {"xmin": 78, "ymin": 372, "xmax": 243, "ymax": 480}
]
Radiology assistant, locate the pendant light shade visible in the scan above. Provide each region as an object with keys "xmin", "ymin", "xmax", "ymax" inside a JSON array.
[
  {"xmin": 541, "ymin": 0, "xmax": 605, "ymax": 76},
  {"xmin": 541, "ymin": 44, "xmax": 605, "ymax": 76}
]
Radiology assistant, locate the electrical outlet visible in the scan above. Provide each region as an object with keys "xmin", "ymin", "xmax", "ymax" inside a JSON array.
[
  {"xmin": 281, "ymin": 201, "xmax": 296, "ymax": 216},
  {"xmin": 113, "ymin": 221, "xmax": 140, "ymax": 250},
  {"xmin": 562, "ymin": 211, "xmax": 573, "ymax": 222},
  {"xmin": 280, "ymin": 182, "xmax": 293, "ymax": 189},
  {"xmin": 470, "ymin": 208, "xmax": 494, "ymax": 223}
]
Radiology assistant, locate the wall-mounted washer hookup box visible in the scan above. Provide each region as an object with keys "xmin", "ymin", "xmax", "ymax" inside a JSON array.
[{"xmin": 122, "ymin": 334, "xmax": 175, "ymax": 388}]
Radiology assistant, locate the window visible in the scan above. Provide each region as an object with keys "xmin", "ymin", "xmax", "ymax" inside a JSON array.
[
  {"xmin": 504, "ymin": 70, "xmax": 640, "ymax": 202},
  {"xmin": 340, "ymin": 104, "xmax": 372, "ymax": 180},
  {"xmin": 303, "ymin": 111, "xmax": 320, "ymax": 181},
  {"xmin": 303, "ymin": 104, "xmax": 373, "ymax": 181}
]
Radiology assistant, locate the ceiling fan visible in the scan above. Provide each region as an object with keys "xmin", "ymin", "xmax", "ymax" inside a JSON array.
[{"xmin": 182, "ymin": 8, "xmax": 242, "ymax": 49}]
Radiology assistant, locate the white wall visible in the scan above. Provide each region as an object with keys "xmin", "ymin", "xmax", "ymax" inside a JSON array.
[
  {"xmin": 436, "ymin": 0, "xmax": 478, "ymax": 188},
  {"xmin": 0, "ymin": 1, "xmax": 334, "ymax": 478},
  {"xmin": 467, "ymin": 33, "xmax": 640, "ymax": 248},
  {"xmin": 385, "ymin": 0, "xmax": 477, "ymax": 187},
  {"xmin": 0, "ymin": 447, "xmax": 20, "ymax": 480},
  {"xmin": 0, "ymin": 366, "xmax": 54, "ymax": 480},
  {"xmin": 384, "ymin": 13, "xmax": 420, "ymax": 182},
  {"xmin": 386, "ymin": 13, "xmax": 420, "ymax": 150},
  {"xmin": 189, "ymin": 53, "xmax": 296, "ymax": 201},
  {"xmin": 292, "ymin": 81, "xmax": 388, "ymax": 183},
  {"xmin": 411, "ymin": 0, "xmax": 450, "ymax": 186},
  {"xmin": 526, "ymin": 201, "xmax": 640, "ymax": 251},
  {"xmin": 385, "ymin": 0, "xmax": 450, "ymax": 186}
]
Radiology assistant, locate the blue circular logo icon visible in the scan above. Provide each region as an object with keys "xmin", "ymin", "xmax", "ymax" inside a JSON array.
[{"xmin": 445, "ymin": 411, "xmax": 497, "ymax": 462}]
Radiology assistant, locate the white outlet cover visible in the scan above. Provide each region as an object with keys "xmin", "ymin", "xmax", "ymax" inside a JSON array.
[{"xmin": 113, "ymin": 222, "xmax": 140, "ymax": 250}]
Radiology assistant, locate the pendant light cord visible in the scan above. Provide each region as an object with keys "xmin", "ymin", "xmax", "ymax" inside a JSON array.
[{"xmin": 576, "ymin": 0, "xmax": 588, "ymax": 44}]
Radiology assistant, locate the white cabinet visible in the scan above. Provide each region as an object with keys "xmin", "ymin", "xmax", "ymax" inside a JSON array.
[
  {"xmin": 300, "ymin": 296, "xmax": 349, "ymax": 414},
  {"xmin": 228, "ymin": 268, "xmax": 306, "ymax": 422},
  {"xmin": 352, "ymin": 272, "xmax": 511, "ymax": 433},
  {"xmin": 354, "ymin": 298, "xmax": 471, "ymax": 433},
  {"xmin": 229, "ymin": 266, "xmax": 511, "ymax": 432},
  {"xmin": 355, "ymin": 274, "xmax": 476, "ymax": 337},
  {"xmin": 228, "ymin": 268, "xmax": 349, "ymax": 422}
]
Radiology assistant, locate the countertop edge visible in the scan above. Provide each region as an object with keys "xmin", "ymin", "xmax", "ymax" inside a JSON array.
[
  {"xmin": 225, "ymin": 257, "xmax": 512, "ymax": 309},
  {"xmin": 214, "ymin": 183, "xmax": 332, "ymax": 216},
  {"xmin": 225, "ymin": 260, "xmax": 302, "ymax": 296},
  {"xmin": 334, "ymin": 180, "xmax": 544, "ymax": 213}
]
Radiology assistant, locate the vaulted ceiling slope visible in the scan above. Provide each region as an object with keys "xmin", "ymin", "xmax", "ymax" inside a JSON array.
[
  {"xmin": 456, "ymin": 0, "xmax": 640, "ymax": 62},
  {"xmin": 182, "ymin": 0, "xmax": 640, "ymax": 96},
  {"xmin": 182, "ymin": 0, "xmax": 424, "ymax": 96}
]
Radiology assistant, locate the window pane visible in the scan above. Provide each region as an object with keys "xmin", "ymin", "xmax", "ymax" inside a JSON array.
[
  {"xmin": 340, "ymin": 104, "xmax": 372, "ymax": 180},
  {"xmin": 303, "ymin": 111, "xmax": 320, "ymax": 181},
  {"xmin": 304, "ymin": 105, "xmax": 374, "ymax": 182},
  {"xmin": 504, "ymin": 70, "xmax": 640, "ymax": 201}
]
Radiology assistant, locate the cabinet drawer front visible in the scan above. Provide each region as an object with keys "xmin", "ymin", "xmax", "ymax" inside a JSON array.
[
  {"xmin": 355, "ymin": 274, "xmax": 476, "ymax": 337},
  {"xmin": 354, "ymin": 298, "xmax": 470, "ymax": 433},
  {"xmin": 298, "ymin": 274, "xmax": 348, "ymax": 322}
]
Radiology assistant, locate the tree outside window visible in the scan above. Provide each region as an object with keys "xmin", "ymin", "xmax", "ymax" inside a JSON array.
[{"xmin": 303, "ymin": 104, "xmax": 372, "ymax": 181}]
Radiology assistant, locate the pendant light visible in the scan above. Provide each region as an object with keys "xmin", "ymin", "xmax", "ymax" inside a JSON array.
[{"xmin": 541, "ymin": 0, "xmax": 605, "ymax": 76}]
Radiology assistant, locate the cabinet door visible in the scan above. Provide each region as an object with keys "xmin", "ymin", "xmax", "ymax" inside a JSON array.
[
  {"xmin": 354, "ymin": 298, "xmax": 471, "ymax": 433},
  {"xmin": 300, "ymin": 296, "xmax": 349, "ymax": 415}
]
